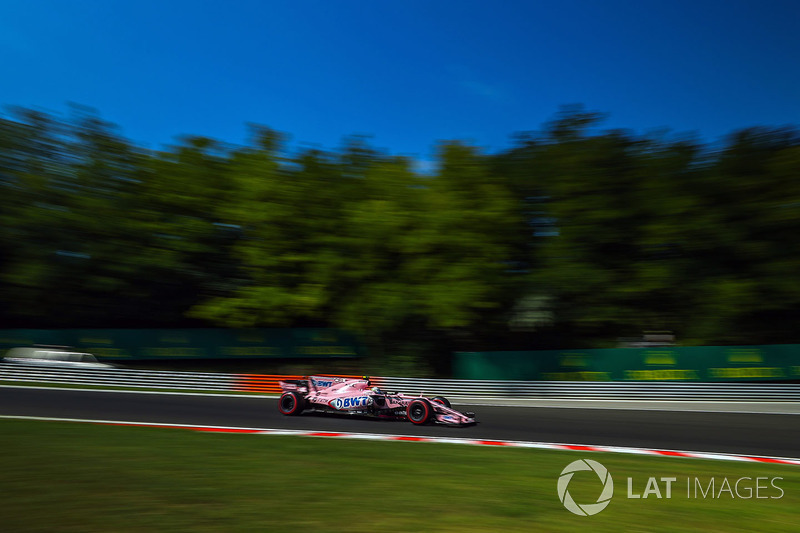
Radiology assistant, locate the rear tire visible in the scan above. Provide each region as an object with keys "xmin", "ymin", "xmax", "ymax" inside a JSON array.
[
  {"xmin": 278, "ymin": 391, "xmax": 305, "ymax": 416},
  {"xmin": 431, "ymin": 396, "xmax": 451, "ymax": 408},
  {"xmin": 407, "ymin": 399, "xmax": 433, "ymax": 425}
]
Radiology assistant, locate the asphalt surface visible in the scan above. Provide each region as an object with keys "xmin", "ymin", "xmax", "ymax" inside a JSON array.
[{"xmin": 1, "ymin": 386, "xmax": 798, "ymax": 458}]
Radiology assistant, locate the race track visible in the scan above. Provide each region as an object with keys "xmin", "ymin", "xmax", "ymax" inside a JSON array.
[{"xmin": 1, "ymin": 386, "xmax": 798, "ymax": 458}]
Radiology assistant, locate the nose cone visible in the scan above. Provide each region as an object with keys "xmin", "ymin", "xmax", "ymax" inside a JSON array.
[{"xmin": 439, "ymin": 412, "xmax": 477, "ymax": 426}]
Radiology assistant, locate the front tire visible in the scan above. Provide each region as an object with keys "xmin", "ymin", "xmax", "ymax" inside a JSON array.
[
  {"xmin": 407, "ymin": 399, "xmax": 433, "ymax": 425},
  {"xmin": 431, "ymin": 396, "xmax": 451, "ymax": 408},
  {"xmin": 279, "ymin": 391, "xmax": 305, "ymax": 416}
]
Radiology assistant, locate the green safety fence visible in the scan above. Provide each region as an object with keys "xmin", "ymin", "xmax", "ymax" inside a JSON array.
[
  {"xmin": 0, "ymin": 328, "xmax": 364, "ymax": 360},
  {"xmin": 454, "ymin": 345, "xmax": 800, "ymax": 381}
]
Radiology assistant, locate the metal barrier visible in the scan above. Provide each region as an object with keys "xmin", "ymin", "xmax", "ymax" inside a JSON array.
[
  {"xmin": 0, "ymin": 363, "xmax": 237, "ymax": 391},
  {"xmin": 1, "ymin": 364, "xmax": 798, "ymax": 401},
  {"xmin": 372, "ymin": 377, "xmax": 800, "ymax": 401}
]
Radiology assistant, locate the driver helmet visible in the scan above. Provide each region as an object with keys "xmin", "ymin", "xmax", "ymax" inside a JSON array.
[{"xmin": 371, "ymin": 386, "xmax": 382, "ymax": 394}]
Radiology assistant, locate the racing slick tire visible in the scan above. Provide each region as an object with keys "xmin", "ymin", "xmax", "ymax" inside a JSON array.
[
  {"xmin": 407, "ymin": 398, "xmax": 433, "ymax": 425},
  {"xmin": 278, "ymin": 391, "xmax": 305, "ymax": 416},
  {"xmin": 431, "ymin": 396, "xmax": 451, "ymax": 408}
]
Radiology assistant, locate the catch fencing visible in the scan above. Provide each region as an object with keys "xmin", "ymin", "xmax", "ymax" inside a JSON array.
[{"xmin": 1, "ymin": 363, "xmax": 799, "ymax": 401}]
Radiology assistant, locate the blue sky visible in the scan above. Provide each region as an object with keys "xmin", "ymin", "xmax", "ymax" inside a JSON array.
[{"xmin": 2, "ymin": 0, "xmax": 798, "ymax": 162}]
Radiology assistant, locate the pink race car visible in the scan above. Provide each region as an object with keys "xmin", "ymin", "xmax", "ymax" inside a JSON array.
[{"xmin": 278, "ymin": 376, "xmax": 476, "ymax": 426}]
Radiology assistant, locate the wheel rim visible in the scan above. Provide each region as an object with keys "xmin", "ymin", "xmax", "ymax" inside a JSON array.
[{"xmin": 410, "ymin": 403, "xmax": 425, "ymax": 421}]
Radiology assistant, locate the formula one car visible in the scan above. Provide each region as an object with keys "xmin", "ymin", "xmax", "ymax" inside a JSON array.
[{"xmin": 278, "ymin": 376, "xmax": 476, "ymax": 426}]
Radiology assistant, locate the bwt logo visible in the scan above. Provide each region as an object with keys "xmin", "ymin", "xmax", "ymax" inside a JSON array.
[
  {"xmin": 557, "ymin": 459, "xmax": 614, "ymax": 516},
  {"xmin": 330, "ymin": 397, "xmax": 372, "ymax": 410}
]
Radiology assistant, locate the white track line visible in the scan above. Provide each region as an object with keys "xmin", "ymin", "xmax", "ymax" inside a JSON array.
[
  {"xmin": 449, "ymin": 400, "xmax": 800, "ymax": 415},
  {"xmin": 0, "ymin": 384, "xmax": 273, "ymax": 398},
  {"xmin": 2, "ymin": 414, "xmax": 799, "ymax": 466}
]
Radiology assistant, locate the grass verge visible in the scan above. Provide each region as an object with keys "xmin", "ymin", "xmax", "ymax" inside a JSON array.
[{"xmin": 0, "ymin": 419, "xmax": 798, "ymax": 532}]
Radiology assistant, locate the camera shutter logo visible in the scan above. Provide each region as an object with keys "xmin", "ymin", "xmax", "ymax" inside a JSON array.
[{"xmin": 557, "ymin": 459, "xmax": 614, "ymax": 516}]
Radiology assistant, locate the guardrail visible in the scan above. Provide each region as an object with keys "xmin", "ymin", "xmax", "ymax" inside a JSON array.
[
  {"xmin": 1, "ymin": 364, "xmax": 799, "ymax": 400},
  {"xmin": 0, "ymin": 363, "xmax": 238, "ymax": 391},
  {"xmin": 372, "ymin": 377, "xmax": 800, "ymax": 401}
]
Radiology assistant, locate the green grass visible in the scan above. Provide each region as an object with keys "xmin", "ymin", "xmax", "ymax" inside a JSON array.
[{"xmin": 0, "ymin": 419, "xmax": 798, "ymax": 532}]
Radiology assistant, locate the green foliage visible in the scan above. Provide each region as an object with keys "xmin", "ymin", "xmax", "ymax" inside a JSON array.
[{"xmin": 1, "ymin": 103, "xmax": 799, "ymax": 364}]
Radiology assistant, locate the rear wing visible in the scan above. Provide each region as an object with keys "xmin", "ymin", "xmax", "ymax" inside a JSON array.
[
  {"xmin": 278, "ymin": 375, "xmax": 361, "ymax": 393},
  {"xmin": 279, "ymin": 378, "xmax": 310, "ymax": 393}
]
